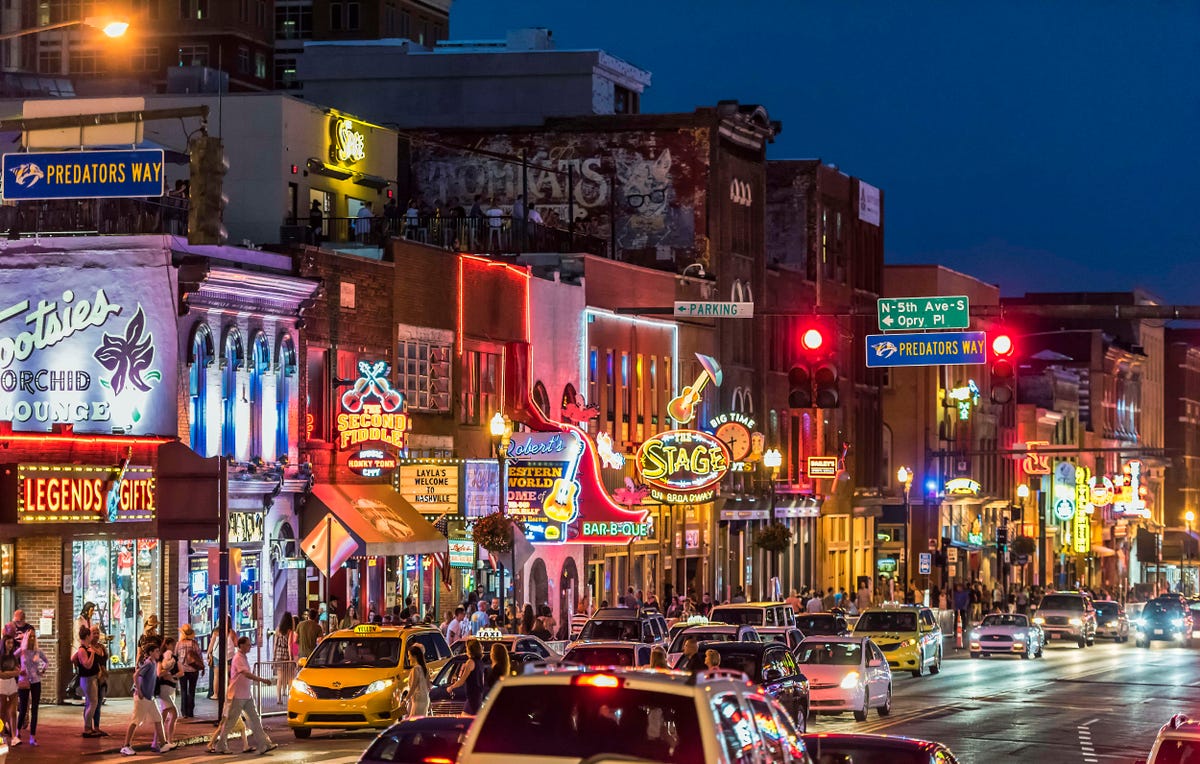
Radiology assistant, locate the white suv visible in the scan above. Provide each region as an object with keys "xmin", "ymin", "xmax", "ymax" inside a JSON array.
[
  {"xmin": 456, "ymin": 665, "xmax": 812, "ymax": 763},
  {"xmin": 1142, "ymin": 714, "xmax": 1200, "ymax": 763}
]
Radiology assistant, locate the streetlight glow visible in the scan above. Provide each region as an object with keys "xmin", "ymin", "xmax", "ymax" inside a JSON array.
[
  {"xmin": 1187, "ymin": 510, "xmax": 1195, "ymax": 524},
  {"xmin": 101, "ymin": 20, "xmax": 129, "ymax": 37},
  {"xmin": 763, "ymin": 448, "xmax": 782, "ymax": 470},
  {"xmin": 896, "ymin": 466, "xmax": 912, "ymax": 485},
  {"xmin": 489, "ymin": 411, "xmax": 507, "ymax": 438},
  {"xmin": 1017, "ymin": 484, "xmax": 1030, "ymax": 499}
]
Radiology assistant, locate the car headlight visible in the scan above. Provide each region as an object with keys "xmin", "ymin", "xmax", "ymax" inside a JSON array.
[
  {"xmin": 1068, "ymin": 618, "xmax": 1083, "ymax": 626},
  {"xmin": 1032, "ymin": 617, "xmax": 1045, "ymax": 625},
  {"xmin": 970, "ymin": 631, "xmax": 980, "ymax": 640},
  {"xmin": 365, "ymin": 679, "xmax": 394, "ymax": 695},
  {"xmin": 840, "ymin": 671, "xmax": 861, "ymax": 689},
  {"xmin": 897, "ymin": 638, "xmax": 917, "ymax": 648},
  {"xmin": 291, "ymin": 679, "xmax": 316, "ymax": 697},
  {"xmin": 1173, "ymin": 618, "xmax": 1186, "ymax": 628},
  {"xmin": 1012, "ymin": 632, "xmax": 1027, "ymax": 641}
]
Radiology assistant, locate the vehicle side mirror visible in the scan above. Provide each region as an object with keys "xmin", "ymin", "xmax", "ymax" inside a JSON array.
[
  {"xmin": 297, "ymin": 657, "xmax": 306, "ymax": 669},
  {"xmin": 868, "ymin": 658, "xmax": 882, "ymax": 668},
  {"xmin": 763, "ymin": 668, "xmax": 783, "ymax": 682}
]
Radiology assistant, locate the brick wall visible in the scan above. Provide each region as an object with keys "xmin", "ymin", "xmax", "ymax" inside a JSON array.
[{"xmin": 15, "ymin": 535, "xmax": 66, "ymax": 703}]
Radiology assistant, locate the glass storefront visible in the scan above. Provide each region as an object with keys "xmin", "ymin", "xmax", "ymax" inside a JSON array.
[
  {"xmin": 187, "ymin": 550, "xmax": 261, "ymax": 644},
  {"xmin": 72, "ymin": 539, "xmax": 162, "ymax": 669}
]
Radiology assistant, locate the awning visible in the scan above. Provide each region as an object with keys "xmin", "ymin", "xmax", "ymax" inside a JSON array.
[
  {"xmin": 718, "ymin": 497, "xmax": 770, "ymax": 521},
  {"xmin": 774, "ymin": 496, "xmax": 820, "ymax": 519},
  {"xmin": 306, "ymin": 483, "xmax": 447, "ymax": 556},
  {"xmin": 1162, "ymin": 529, "xmax": 1200, "ymax": 559},
  {"xmin": 1091, "ymin": 544, "xmax": 1116, "ymax": 558}
]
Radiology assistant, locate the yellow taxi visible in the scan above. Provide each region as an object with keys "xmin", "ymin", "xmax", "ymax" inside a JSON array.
[
  {"xmin": 287, "ymin": 624, "xmax": 452, "ymax": 738},
  {"xmin": 852, "ymin": 605, "xmax": 943, "ymax": 677}
]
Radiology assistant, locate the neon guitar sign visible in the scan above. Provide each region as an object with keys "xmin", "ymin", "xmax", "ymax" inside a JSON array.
[{"xmin": 666, "ymin": 353, "xmax": 723, "ymax": 425}]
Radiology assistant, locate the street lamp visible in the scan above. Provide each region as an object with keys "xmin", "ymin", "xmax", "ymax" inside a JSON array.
[
  {"xmin": 896, "ymin": 467, "xmax": 912, "ymax": 590},
  {"xmin": 1017, "ymin": 484, "xmax": 1030, "ymax": 500},
  {"xmin": 1185, "ymin": 510, "xmax": 1196, "ymax": 595},
  {"xmin": 489, "ymin": 411, "xmax": 512, "ymax": 629},
  {"xmin": 0, "ymin": 16, "xmax": 129, "ymax": 41},
  {"xmin": 762, "ymin": 449, "xmax": 782, "ymax": 598}
]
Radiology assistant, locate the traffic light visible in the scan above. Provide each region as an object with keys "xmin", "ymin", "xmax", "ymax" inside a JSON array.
[
  {"xmin": 989, "ymin": 332, "xmax": 1015, "ymax": 404},
  {"xmin": 188, "ymin": 134, "xmax": 228, "ymax": 246},
  {"xmin": 788, "ymin": 324, "xmax": 840, "ymax": 409},
  {"xmin": 996, "ymin": 525, "xmax": 1009, "ymax": 555}
]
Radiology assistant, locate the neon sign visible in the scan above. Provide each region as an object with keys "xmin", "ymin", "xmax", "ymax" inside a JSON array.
[
  {"xmin": 1089, "ymin": 475, "xmax": 1115, "ymax": 506},
  {"xmin": 506, "ymin": 432, "xmax": 584, "ymax": 543},
  {"xmin": 337, "ymin": 361, "xmax": 410, "ymax": 451},
  {"xmin": 947, "ymin": 380, "xmax": 980, "ymax": 421},
  {"xmin": 945, "ymin": 478, "xmax": 981, "ymax": 496},
  {"xmin": 348, "ymin": 448, "xmax": 398, "ymax": 478},
  {"xmin": 1073, "ymin": 466, "xmax": 1091, "ymax": 553},
  {"xmin": 637, "ymin": 429, "xmax": 730, "ymax": 503},
  {"xmin": 1021, "ymin": 441, "xmax": 1052, "ymax": 475},
  {"xmin": 1114, "ymin": 460, "xmax": 1150, "ymax": 517},
  {"xmin": 666, "ymin": 354, "xmax": 723, "ymax": 425},
  {"xmin": 18, "ymin": 463, "xmax": 155, "ymax": 523},
  {"xmin": 333, "ymin": 117, "xmax": 366, "ymax": 164}
]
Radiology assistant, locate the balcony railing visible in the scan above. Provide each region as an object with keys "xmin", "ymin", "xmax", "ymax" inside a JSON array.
[
  {"xmin": 0, "ymin": 197, "xmax": 188, "ymax": 237},
  {"xmin": 285, "ymin": 215, "xmax": 609, "ymax": 257}
]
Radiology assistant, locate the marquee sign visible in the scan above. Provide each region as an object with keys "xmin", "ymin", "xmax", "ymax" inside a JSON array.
[
  {"xmin": 505, "ymin": 431, "xmax": 584, "ymax": 543},
  {"xmin": 337, "ymin": 361, "xmax": 410, "ymax": 451},
  {"xmin": 397, "ymin": 462, "xmax": 459, "ymax": 515},
  {"xmin": 637, "ymin": 429, "xmax": 730, "ymax": 503},
  {"xmin": 18, "ymin": 463, "xmax": 155, "ymax": 523},
  {"xmin": 348, "ymin": 448, "xmax": 398, "ymax": 478}
]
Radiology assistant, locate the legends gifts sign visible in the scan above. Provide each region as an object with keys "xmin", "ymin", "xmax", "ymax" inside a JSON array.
[{"xmin": 0, "ymin": 248, "xmax": 178, "ymax": 435}]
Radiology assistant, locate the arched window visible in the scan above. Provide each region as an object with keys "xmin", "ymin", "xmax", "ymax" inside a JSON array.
[
  {"xmin": 188, "ymin": 323, "xmax": 215, "ymax": 456},
  {"xmin": 249, "ymin": 332, "xmax": 270, "ymax": 459},
  {"xmin": 276, "ymin": 334, "xmax": 297, "ymax": 461},
  {"xmin": 221, "ymin": 327, "xmax": 245, "ymax": 459},
  {"xmin": 731, "ymin": 279, "xmax": 745, "ymax": 302},
  {"xmin": 532, "ymin": 380, "xmax": 551, "ymax": 417},
  {"xmin": 731, "ymin": 387, "xmax": 744, "ymax": 413},
  {"xmin": 561, "ymin": 383, "xmax": 578, "ymax": 415},
  {"xmin": 742, "ymin": 386, "xmax": 754, "ymax": 415}
]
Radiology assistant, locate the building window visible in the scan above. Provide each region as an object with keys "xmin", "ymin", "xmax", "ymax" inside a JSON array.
[
  {"xmin": 37, "ymin": 49, "xmax": 61, "ymax": 74},
  {"xmin": 132, "ymin": 45, "xmax": 160, "ymax": 72},
  {"xmin": 532, "ymin": 381, "xmax": 550, "ymax": 417},
  {"xmin": 133, "ymin": 0, "xmax": 159, "ymax": 20},
  {"xmin": 305, "ymin": 346, "xmax": 329, "ymax": 442},
  {"xmin": 73, "ymin": 540, "xmax": 161, "ymax": 671},
  {"xmin": 588, "ymin": 348, "xmax": 597, "ymax": 409},
  {"xmin": 179, "ymin": 0, "xmax": 209, "ymax": 19},
  {"xmin": 177, "ymin": 43, "xmax": 208, "ymax": 67},
  {"xmin": 276, "ymin": 335, "xmax": 297, "ymax": 461},
  {"xmin": 398, "ymin": 339, "xmax": 452, "ymax": 412},
  {"xmin": 561, "ymin": 383, "xmax": 578, "ymax": 418},
  {"xmin": 258, "ymin": 0, "xmax": 268, "ymax": 28},
  {"xmin": 68, "ymin": 48, "xmax": 98, "ymax": 74},
  {"xmin": 249, "ymin": 332, "xmax": 270, "ymax": 459},
  {"xmin": 649, "ymin": 357, "xmax": 658, "ymax": 427},
  {"xmin": 239, "ymin": 0, "xmax": 249, "ymax": 21},
  {"xmin": 614, "ymin": 85, "xmax": 639, "ymax": 115},
  {"xmin": 189, "ymin": 323, "xmax": 215, "ymax": 455},
  {"xmin": 254, "ymin": 51, "xmax": 267, "ymax": 79},
  {"xmin": 347, "ymin": 2, "xmax": 360, "ymax": 30},
  {"xmin": 605, "ymin": 350, "xmax": 615, "ymax": 422},
  {"xmin": 221, "ymin": 328, "xmax": 244, "ymax": 459},
  {"xmin": 236, "ymin": 46, "xmax": 249, "ymax": 74},
  {"xmin": 330, "ymin": 2, "xmax": 343, "ymax": 31},
  {"xmin": 274, "ymin": 57, "xmax": 297, "ymax": 89},
  {"xmin": 461, "ymin": 348, "xmax": 499, "ymax": 426},
  {"xmin": 276, "ymin": 4, "xmax": 313, "ymax": 39},
  {"xmin": 399, "ymin": 10, "xmax": 411, "ymax": 38}
]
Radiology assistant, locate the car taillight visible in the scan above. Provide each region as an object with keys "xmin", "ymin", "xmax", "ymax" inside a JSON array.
[
  {"xmin": 423, "ymin": 759, "xmax": 454, "ymax": 764},
  {"xmin": 574, "ymin": 673, "xmax": 623, "ymax": 689}
]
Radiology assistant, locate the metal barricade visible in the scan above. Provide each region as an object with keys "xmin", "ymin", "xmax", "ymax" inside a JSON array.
[{"xmin": 252, "ymin": 659, "xmax": 297, "ymax": 718}]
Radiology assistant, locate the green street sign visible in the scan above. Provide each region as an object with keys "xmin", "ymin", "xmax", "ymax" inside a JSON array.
[{"xmin": 877, "ymin": 295, "xmax": 970, "ymax": 331}]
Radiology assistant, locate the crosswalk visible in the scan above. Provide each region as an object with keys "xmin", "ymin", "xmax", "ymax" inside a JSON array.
[{"xmin": 110, "ymin": 745, "xmax": 366, "ymax": 763}]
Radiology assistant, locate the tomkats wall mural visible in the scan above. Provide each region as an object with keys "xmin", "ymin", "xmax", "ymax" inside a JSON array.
[{"xmin": 410, "ymin": 129, "xmax": 710, "ymax": 266}]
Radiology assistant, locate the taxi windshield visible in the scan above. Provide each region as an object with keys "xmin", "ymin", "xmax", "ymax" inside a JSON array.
[
  {"xmin": 855, "ymin": 611, "xmax": 917, "ymax": 632},
  {"xmin": 799, "ymin": 642, "xmax": 862, "ymax": 665},
  {"xmin": 307, "ymin": 637, "xmax": 401, "ymax": 668}
]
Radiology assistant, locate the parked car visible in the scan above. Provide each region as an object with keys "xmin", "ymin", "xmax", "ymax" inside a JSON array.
[
  {"xmin": 969, "ymin": 613, "xmax": 1045, "ymax": 659},
  {"xmin": 796, "ymin": 637, "xmax": 892, "ymax": 722},
  {"xmin": 710, "ymin": 602, "xmax": 798, "ymax": 628},
  {"xmin": 1093, "ymin": 600, "xmax": 1130, "ymax": 642},
  {"xmin": 357, "ymin": 716, "xmax": 472, "ymax": 764},
  {"xmin": 675, "ymin": 640, "xmax": 810, "ymax": 728},
  {"xmin": 577, "ymin": 607, "xmax": 669, "ymax": 646},
  {"xmin": 561, "ymin": 640, "xmax": 656, "ymax": 668},
  {"xmin": 795, "ymin": 613, "xmax": 851, "ymax": 638},
  {"xmin": 802, "ymin": 733, "xmax": 960, "ymax": 763},
  {"xmin": 1134, "ymin": 597, "xmax": 1194, "ymax": 647},
  {"xmin": 1032, "ymin": 591, "xmax": 1097, "ymax": 648},
  {"xmin": 456, "ymin": 666, "xmax": 812, "ymax": 763}
]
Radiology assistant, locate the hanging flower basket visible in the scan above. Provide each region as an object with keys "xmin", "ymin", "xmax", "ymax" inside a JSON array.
[
  {"xmin": 474, "ymin": 511, "xmax": 517, "ymax": 555},
  {"xmin": 754, "ymin": 522, "xmax": 793, "ymax": 554},
  {"xmin": 1012, "ymin": 535, "xmax": 1037, "ymax": 557}
]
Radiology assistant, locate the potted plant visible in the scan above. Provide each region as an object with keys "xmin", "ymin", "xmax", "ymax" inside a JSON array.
[{"xmin": 754, "ymin": 522, "xmax": 793, "ymax": 598}]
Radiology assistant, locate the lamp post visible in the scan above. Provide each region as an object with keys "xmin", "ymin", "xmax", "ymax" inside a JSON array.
[
  {"xmin": 1184, "ymin": 510, "xmax": 1195, "ymax": 595},
  {"xmin": 489, "ymin": 412, "xmax": 510, "ymax": 628},
  {"xmin": 1016, "ymin": 484, "xmax": 1030, "ymax": 586},
  {"xmin": 0, "ymin": 17, "xmax": 128, "ymax": 41},
  {"xmin": 763, "ymin": 448, "xmax": 782, "ymax": 597},
  {"xmin": 897, "ymin": 467, "xmax": 913, "ymax": 591}
]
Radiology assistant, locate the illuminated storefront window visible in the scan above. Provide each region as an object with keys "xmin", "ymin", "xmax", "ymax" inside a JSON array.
[{"xmin": 72, "ymin": 539, "xmax": 161, "ymax": 669}]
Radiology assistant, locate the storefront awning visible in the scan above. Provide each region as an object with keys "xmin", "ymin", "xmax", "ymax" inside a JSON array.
[
  {"xmin": 774, "ymin": 496, "xmax": 820, "ymax": 519},
  {"xmin": 306, "ymin": 484, "xmax": 447, "ymax": 556},
  {"xmin": 718, "ymin": 497, "xmax": 770, "ymax": 521},
  {"xmin": 1091, "ymin": 544, "xmax": 1116, "ymax": 558}
]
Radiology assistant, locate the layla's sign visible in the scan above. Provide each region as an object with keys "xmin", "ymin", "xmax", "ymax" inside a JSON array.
[
  {"xmin": 337, "ymin": 361, "xmax": 410, "ymax": 451},
  {"xmin": 0, "ymin": 263, "xmax": 176, "ymax": 435},
  {"xmin": 17, "ymin": 464, "xmax": 155, "ymax": 523},
  {"xmin": 637, "ymin": 429, "xmax": 730, "ymax": 503},
  {"xmin": 349, "ymin": 449, "xmax": 398, "ymax": 478},
  {"xmin": 397, "ymin": 463, "xmax": 459, "ymax": 515},
  {"xmin": 332, "ymin": 118, "xmax": 366, "ymax": 165}
]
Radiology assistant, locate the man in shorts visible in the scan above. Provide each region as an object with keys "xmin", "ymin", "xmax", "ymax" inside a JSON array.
[{"xmin": 121, "ymin": 636, "xmax": 173, "ymax": 755}]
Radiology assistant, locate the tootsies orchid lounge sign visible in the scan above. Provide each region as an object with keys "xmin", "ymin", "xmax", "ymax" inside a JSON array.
[{"xmin": 0, "ymin": 251, "xmax": 178, "ymax": 435}]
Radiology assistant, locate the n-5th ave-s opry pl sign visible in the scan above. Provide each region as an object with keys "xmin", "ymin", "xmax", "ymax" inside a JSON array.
[
  {"xmin": 865, "ymin": 331, "xmax": 987, "ymax": 368},
  {"xmin": 2, "ymin": 149, "xmax": 165, "ymax": 201},
  {"xmin": 877, "ymin": 296, "xmax": 969, "ymax": 331}
]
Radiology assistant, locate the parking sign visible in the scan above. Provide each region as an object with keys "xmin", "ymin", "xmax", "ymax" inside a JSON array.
[{"xmin": 918, "ymin": 553, "xmax": 932, "ymax": 575}]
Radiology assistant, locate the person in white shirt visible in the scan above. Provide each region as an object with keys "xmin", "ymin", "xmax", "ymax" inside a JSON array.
[
  {"xmin": 470, "ymin": 601, "xmax": 490, "ymax": 632},
  {"xmin": 210, "ymin": 637, "xmax": 276, "ymax": 755},
  {"xmin": 446, "ymin": 607, "xmax": 468, "ymax": 644},
  {"xmin": 806, "ymin": 594, "xmax": 824, "ymax": 613}
]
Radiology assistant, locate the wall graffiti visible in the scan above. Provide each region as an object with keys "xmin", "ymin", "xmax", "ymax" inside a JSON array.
[{"xmin": 410, "ymin": 129, "xmax": 707, "ymax": 266}]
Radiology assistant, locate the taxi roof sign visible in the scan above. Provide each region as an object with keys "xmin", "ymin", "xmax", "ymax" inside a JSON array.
[
  {"xmin": 354, "ymin": 624, "xmax": 381, "ymax": 634},
  {"xmin": 475, "ymin": 627, "xmax": 505, "ymax": 639}
]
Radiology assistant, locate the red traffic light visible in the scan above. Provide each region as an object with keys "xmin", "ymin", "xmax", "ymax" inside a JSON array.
[
  {"xmin": 991, "ymin": 334, "xmax": 1013, "ymax": 357},
  {"xmin": 801, "ymin": 328, "xmax": 825, "ymax": 352}
]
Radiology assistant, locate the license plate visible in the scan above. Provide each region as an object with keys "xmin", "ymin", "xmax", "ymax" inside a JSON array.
[
  {"xmin": 1050, "ymin": 633, "xmax": 1059, "ymax": 639},
  {"xmin": 1154, "ymin": 629, "xmax": 1164, "ymax": 635}
]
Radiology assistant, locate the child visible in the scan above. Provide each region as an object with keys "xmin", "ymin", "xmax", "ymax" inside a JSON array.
[{"xmin": 120, "ymin": 637, "xmax": 173, "ymax": 756}]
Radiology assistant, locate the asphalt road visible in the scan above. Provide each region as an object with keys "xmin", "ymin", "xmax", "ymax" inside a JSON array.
[{"xmin": 816, "ymin": 638, "xmax": 1200, "ymax": 763}]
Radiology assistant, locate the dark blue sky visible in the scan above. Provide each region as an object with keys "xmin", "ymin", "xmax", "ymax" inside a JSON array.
[{"xmin": 453, "ymin": 1, "xmax": 1200, "ymax": 301}]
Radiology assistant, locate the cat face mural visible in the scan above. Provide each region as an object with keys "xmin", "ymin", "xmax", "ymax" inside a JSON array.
[{"xmin": 616, "ymin": 148, "xmax": 695, "ymax": 253}]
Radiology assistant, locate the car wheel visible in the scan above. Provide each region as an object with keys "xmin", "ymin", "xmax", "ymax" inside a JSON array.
[
  {"xmin": 970, "ymin": 651, "xmax": 981, "ymax": 659},
  {"xmin": 1037, "ymin": 642, "xmax": 1045, "ymax": 658},
  {"xmin": 1136, "ymin": 639, "xmax": 1147, "ymax": 648},
  {"xmin": 930, "ymin": 650, "xmax": 942, "ymax": 675},
  {"xmin": 911, "ymin": 668, "xmax": 923, "ymax": 678},
  {"xmin": 854, "ymin": 691, "xmax": 869, "ymax": 722},
  {"xmin": 1076, "ymin": 637, "xmax": 1086, "ymax": 649},
  {"xmin": 292, "ymin": 728, "xmax": 311, "ymax": 740},
  {"xmin": 878, "ymin": 685, "xmax": 892, "ymax": 717}
]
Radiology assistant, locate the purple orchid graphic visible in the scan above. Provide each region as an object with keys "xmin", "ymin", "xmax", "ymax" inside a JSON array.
[{"xmin": 93, "ymin": 307, "xmax": 159, "ymax": 395}]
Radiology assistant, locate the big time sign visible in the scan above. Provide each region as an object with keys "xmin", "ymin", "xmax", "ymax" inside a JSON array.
[
  {"xmin": 636, "ymin": 429, "xmax": 730, "ymax": 503},
  {"xmin": 337, "ymin": 361, "xmax": 411, "ymax": 451}
]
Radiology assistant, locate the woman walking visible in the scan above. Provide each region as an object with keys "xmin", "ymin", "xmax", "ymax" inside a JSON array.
[
  {"xmin": 484, "ymin": 643, "xmax": 511, "ymax": 696},
  {"xmin": 206, "ymin": 616, "xmax": 237, "ymax": 699},
  {"xmin": 157, "ymin": 636, "xmax": 182, "ymax": 746},
  {"xmin": 519, "ymin": 605, "xmax": 535, "ymax": 635},
  {"xmin": 175, "ymin": 624, "xmax": 203, "ymax": 718},
  {"xmin": 75, "ymin": 625, "xmax": 103, "ymax": 737},
  {"xmin": 16, "ymin": 631, "xmax": 48, "ymax": 745},
  {"xmin": 0, "ymin": 635, "xmax": 19, "ymax": 747},
  {"xmin": 273, "ymin": 612, "xmax": 296, "ymax": 705},
  {"xmin": 405, "ymin": 643, "xmax": 431, "ymax": 718},
  {"xmin": 447, "ymin": 638, "xmax": 486, "ymax": 715}
]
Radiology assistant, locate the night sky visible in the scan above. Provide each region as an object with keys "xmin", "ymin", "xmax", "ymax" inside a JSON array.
[{"xmin": 452, "ymin": 1, "xmax": 1200, "ymax": 302}]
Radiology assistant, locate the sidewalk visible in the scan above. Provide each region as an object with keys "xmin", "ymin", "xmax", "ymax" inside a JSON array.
[{"xmin": 5, "ymin": 692, "xmax": 294, "ymax": 761}]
